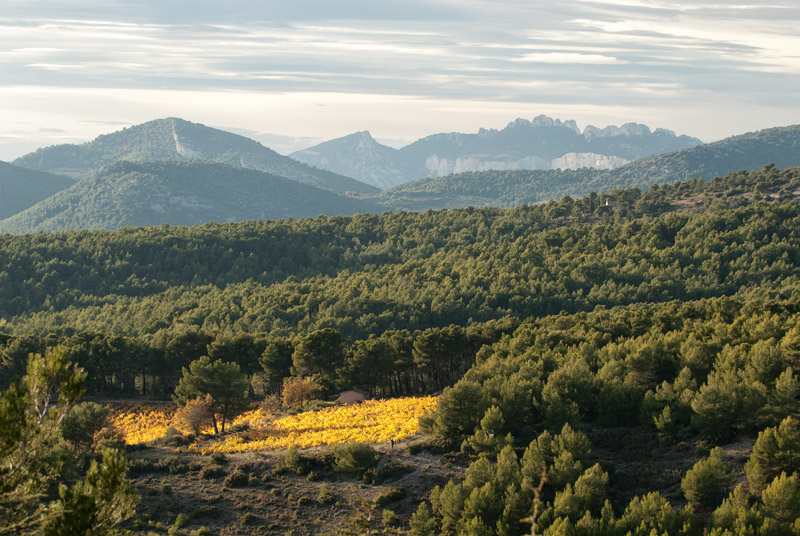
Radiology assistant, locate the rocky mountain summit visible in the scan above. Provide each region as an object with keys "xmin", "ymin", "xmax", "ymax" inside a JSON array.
[{"xmin": 291, "ymin": 115, "xmax": 702, "ymax": 189}]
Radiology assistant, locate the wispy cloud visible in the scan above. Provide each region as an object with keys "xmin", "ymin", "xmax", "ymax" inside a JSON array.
[{"xmin": 0, "ymin": 0, "xmax": 798, "ymax": 160}]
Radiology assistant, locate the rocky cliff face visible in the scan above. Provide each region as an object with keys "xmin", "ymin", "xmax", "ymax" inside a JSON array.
[
  {"xmin": 292, "ymin": 115, "xmax": 701, "ymax": 189},
  {"xmin": 551, "ymin": 153, "xmax": 629, "ymax": 170}
]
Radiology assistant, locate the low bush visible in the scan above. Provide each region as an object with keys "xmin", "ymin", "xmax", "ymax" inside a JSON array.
[
  {"xmin": 155, "ymin": 455, "xmax": 193, "ymax": 474},
  {"xmin": 318, "ymin": 483, "xmax": 334, "ymax": 504},
  {"xmin": 374, "ymin": 486, "xmax": 406, "ymax": 507},
  {"xmin": 283, "ymin": 445, "xmax": 308, "ymax": 474},
  {"xmin": 209, "ymin": 451, "xmax": 228, "ymax": 465},
  {"xmin": 200, "ymin": 466, "xmax": 225, "ymax": 479},
  {"xmin": 223, "ymin": 469, "xmax": 250, "ymax": 488},
  {"xmin": 333, "ymin": 441, "xmax": 380, "ymax": 476}
]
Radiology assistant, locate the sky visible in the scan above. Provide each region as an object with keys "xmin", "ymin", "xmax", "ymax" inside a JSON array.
[{"xmin": 1, "ymin": 0, "xmax": 799, "ymax": 160}]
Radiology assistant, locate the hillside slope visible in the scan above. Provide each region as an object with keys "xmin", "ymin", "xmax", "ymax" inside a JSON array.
[
  {"xmin": 377, "ymin": 125, "xmax": 800, "ymax": 211},
  {"xmin": 0, "ymin": 161, "xmax": 75, "ymax": 220},
  {"xmin": 13, "ymin": 118, "xmax": 378, "ymax": 195},
  {"xmin": 0, "ymin": 160, "xmax": 384, "ymax": 234}
]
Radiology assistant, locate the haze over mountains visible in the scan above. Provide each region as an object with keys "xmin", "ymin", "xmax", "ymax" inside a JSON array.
[
  {"xmin": 1, "ymin": 117, "xmax": 798, "ymax": 234},
  {"xmin": 377, "ymin": 124, "xmax": 800, "ymax": 211},
  {"xmin": 291, "ymin": 115, "xmax": 702, "ymax": 189},
  {"xmin": 14, "ymin": 117, "xmax": 378, "ymax": 196},
  {"xmin": 0, "ymin": 161, "xmax": 75, "ymax": 220}
]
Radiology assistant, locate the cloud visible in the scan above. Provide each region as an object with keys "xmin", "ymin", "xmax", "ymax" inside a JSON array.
[
  {"xmin": 0, "ymin": 0, "xmax": 798, "ymax": 157},
  {"xmin": 514, "ymin": 52, "xmax": 624, "ymax": 64}
]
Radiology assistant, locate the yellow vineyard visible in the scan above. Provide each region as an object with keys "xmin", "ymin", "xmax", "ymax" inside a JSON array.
[
  {"xmin": 110, "ymin": 396, "xmax": 437, "ymax": 452},
  {"xmin": 197, "ymin": 396, "xmax": 438, "ymax": 454},
  {"xmin": 111, "ymin": 403, "xmax": 177, "ymax": 445}
]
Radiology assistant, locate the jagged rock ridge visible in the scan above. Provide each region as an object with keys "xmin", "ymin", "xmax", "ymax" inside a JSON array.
[{"xmin": 291, "ymin": 115, "xmax": 702, "ymax": 189}]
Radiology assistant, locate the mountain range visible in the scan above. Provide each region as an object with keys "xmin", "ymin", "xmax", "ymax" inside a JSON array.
[
  {"xmin": 376, "ymin": 124, "xmax": 800, "ymax": 211},
  {"xmin": 290, "ymin": 115, "xmax": 702, "ymax": 189},
  {"xmin": 13, "ymin": 117, "xmax": 378, "ymax": 196},
  {"xmin": 1, "ymin": 118, "xmax": 798, "ymax": 235}
]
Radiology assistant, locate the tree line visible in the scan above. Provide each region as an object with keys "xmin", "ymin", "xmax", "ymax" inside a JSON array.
[{"xmin": 0, "ymin": 317, "xmax": 518, "ymax": 399}]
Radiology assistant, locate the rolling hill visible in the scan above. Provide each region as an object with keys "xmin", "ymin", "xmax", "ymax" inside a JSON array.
[
  {"xmin": 0, "ymin": 160, "xmax": 385, "ymax": 234},
  {"xmin": 0, "ymin": 161, "xmax": 75, "ymax": 220}
]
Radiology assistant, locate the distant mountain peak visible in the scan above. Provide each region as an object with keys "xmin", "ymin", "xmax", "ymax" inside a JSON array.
[
  {"xmin": 528, "ymin": 114, "xmax": 580, "ymax": 134},
  {"xmin": 292, "ymin": 115, "xmax": 702, "ymax": 190},
  {"xmin": 12, "ymin": 118, "xmax": 378, "ymax": 195}
]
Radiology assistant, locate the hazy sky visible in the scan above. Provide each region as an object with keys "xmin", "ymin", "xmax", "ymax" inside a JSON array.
[{"xmin": 1, "ymin": 0, "xmax": 799, "ymax": 159}]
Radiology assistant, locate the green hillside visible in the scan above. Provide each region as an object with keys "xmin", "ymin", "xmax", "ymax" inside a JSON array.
[
  {"xmin": 604, "ymin": 124, "xmax": 800, "ymax": 189},
  {"xmin": 0, "ymin": 161, "xmax": 74, "ymax": 220},
  {"xmin": 377, "ymin": 125, "xmax": 800, "ymax": 211},
  {"xmin": 378, "ymin": 168, "xmax": 602, "ymax": 210},
  {"xmin": 3, "ymin": 165, "xmax": 800, "ymax": 536},
  {"xmin": 0, "ymin": 164, "xmax": 796, "ymax": 338},
  {"xmin": 13, "ymin": 118, "xmax": 379, "ymax": 195},
  {"xmin": 0, "ymin": 160, "xmax": 385, "ymax": 234}
]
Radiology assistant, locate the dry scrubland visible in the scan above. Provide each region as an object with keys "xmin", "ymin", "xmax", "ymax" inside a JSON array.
[{"xmin": 110, "ymin": 396, "xmax": 463, "ymax": 535}]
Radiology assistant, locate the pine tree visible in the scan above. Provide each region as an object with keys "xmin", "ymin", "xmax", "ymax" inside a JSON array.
[
  {"xmin": 681, "ymin": 447, "xmax": 734, "ymax": 509},
  {"xmin": 745, "ymin": 417, "xmax": 800, "ymax": 493}
]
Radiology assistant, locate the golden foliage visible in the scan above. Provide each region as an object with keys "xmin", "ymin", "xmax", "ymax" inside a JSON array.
[
  {"xmin": 195, "ymin": 396, "xmax": 438, "ymax": 454},
  {"xmin": 110, "ymin": 403, "xmax": 177, "ymax": 445}
]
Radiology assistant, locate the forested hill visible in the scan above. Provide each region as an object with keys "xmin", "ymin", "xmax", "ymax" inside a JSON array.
[
  {"xmin": 12, "ymin": 117, "xmax": 378, "ymax": 195},
  {"xmin": 377, "ymin": 124, "xmax": 800, "ymax": 211},
  {"xmin": 605, "ymin": 123, "xmax": 800, "ymax": 189},
  {"xmin": 0, "ymin": 160, "xmax": 386, "ymax": 234},
  {"xmin": 378, "ymin": 168, "xmax": 603, "ymax": 211},
  {"xmin": 0, "ymin": 164, "xmax": 798, "ymax": 339},
  {"xmin": 0, "ymin": 161, "xmax": 75, "ymax": 220}
]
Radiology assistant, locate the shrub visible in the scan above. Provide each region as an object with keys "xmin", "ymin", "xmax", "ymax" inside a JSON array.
[
  {"xmin": 161, "ymin": 480, "xmax": 172, "ymax": 495},
  {"xmin": 374, "ymin": 486, "xmax": 406, "ymax": 507},
  {"xmin": 209, "ymin": 451, "xmax": 228, "ymax": 465},
  {"xmin": 155, "ymin": 455, "xmax": 192, "ymax": 474},
  {"xmin": 282, "ymin": 377, "xmax": 320, "ymax": 408},
  {"xmin": 128, "ymin": 458, "xmax": 158, "ymax": 476},
  {"xmin": 200, "ymin": 466, "xmax": 225, "ymax": 479},
  {"xmin": 60, "ymin": 402, "xmax": 110, "ymax": 452},
  {"xmin": 224, "ymin": 469, "xmax": 250, "ymax": 488},
  {"xmin": 92, "ymin": 425, "xmax": 125, "ymax": 452},
  {"xmin": 283, "ymin": 445, "xmax": 307, "ymax": 474},
  {"xmin": 318, "ymin": 483, "xmax": 334, "ymax": 504},
  {"xmin": 174, "ymin": 513, "xmax": 189, "ymax": 529},
  {"xmin": 333, "ymin": 441, "xmax": 380, "ymax": 475},
  {"xmin": 157, "ymin": 426, "xmax": 191, "ymax": 447},
  {"xmin": 175, "ymin": 394, "xmax": 214, "ymax": 435},
  {"xmin": 190, "ymin": 505, "xmax": 217, "ymax": 520},
  {"xmin": 242, "ymin": 512, "xmax": 258, "ymax": 524},
  {"xmin": 382, "ymin": 509, "xmax": 397, "ymax": 527}
]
